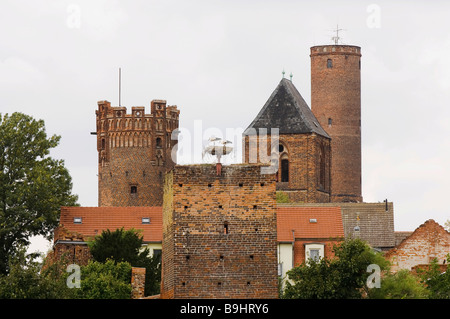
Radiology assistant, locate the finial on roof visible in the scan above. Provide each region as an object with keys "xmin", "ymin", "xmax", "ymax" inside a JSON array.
[
  {"xmin": 289, "ymin": 72, "xmax": 293, "ymax": 81},
  {"xmin": 282, "ymin": 69, "xmax": 285, "ymax": 79}
]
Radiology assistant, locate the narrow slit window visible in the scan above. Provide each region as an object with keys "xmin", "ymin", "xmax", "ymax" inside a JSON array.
[
  {"xmin": 130, "ymin": 186, "xmax": 137, "ymax": 194},
  {"xmin": 281, "ymin": 159, "xmax": 289, "ymax": 182},
  {"xmin": 327, "ymin": 59, "xmax": 333, "ymax": 68},
  {"xmin": 224, "ymin": 222, "xmax": 229, "ymax": 234}
]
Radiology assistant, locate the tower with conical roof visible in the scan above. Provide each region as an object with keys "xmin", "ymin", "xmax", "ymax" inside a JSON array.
[{"xmin": 243, "ymin": 78, "xmax": 331, "ymax": 203}]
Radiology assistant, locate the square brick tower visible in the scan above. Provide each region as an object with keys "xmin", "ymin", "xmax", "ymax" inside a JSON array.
[
  {"xmin": 310, "ymin": 45, "xmax": 363, "ymax": 203},
  {"xmin": 96, "ymin": 100, "xmax": 180, "ymax": 207},
  {"xmin": 243, "ymin": 78, "xmax": 331, "ymax": 203},
  {"xmin": 161, "ymin": 164, "xmax": 278, "ymax": 299}
]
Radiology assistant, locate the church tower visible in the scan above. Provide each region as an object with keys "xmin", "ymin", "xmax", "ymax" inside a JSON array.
[
  {"xmin": 310, "ymin": 45, "xmax": 363, "ymax": 203},
  {"xmin": 243, "ymin": 78, "xmax": 331, "ymax": 203},
  {"xmin": 96, "ymin": 99, "xmax": 180, "ymax": 207}
]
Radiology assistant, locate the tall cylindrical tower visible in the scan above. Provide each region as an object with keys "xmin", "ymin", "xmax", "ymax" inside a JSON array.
[
  {"xmin": 310, "ymin": 45, "xmax": 362, "ymax": 203},
  {"xmin": 96, "ymin": 99, "xmax": 179, "ymax": 207}
]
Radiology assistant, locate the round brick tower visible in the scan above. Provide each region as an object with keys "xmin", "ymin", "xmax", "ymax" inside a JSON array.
[{"xmin": 310, "ymin": 45, "xmax": 362, "ymax": 203}]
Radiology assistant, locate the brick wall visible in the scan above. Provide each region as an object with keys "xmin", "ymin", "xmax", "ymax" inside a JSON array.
[
  {"xmin": 131, "ymin": 267, "xmax": 146, "ymax": 299},
  {"xmin": 243, "ymin": 133, "xmax": 331, "ymax": 203},
  {"xmin": 293, "ymin": 240, "xmax": 340, "ymax": 266},
  {"xmin": 96, "ymin": 100, "xmax": 179, "ymax": 207},
  {"xmin": 310, "ymin": 45, "xmax": 362, "ymax": 203},
  {"xmin": 385, "ymin": 219, "xmax": 450, "ymax": 272},
  {"xmin": 50, "ymin": 226, "xmax": 92, "ymax": 266},
  {"xmin": 161, "ymin": 164, "xmax": 279, "ymax": 299}
]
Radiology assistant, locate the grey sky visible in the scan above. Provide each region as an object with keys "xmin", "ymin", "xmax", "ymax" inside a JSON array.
[{"xmin": 1, "ymin": 1, "xmax": 449, "ymax": 253}]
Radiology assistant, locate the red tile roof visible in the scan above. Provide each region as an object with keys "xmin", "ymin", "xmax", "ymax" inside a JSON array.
[
  {"xmin": 58, "ymin": 206, "xmax": 162, "ymax": 243},
  {"xmin": 277, "ymin": 206, "xmax": 344, "ymax": 242},
  {"xmin": 58, "ymin": 206, "xmax": 343, "ymax": 244}
]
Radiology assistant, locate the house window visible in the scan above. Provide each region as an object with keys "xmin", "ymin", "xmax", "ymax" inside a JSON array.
[
  {"xmin": 309, "ymin": 249, "xmax": 320, "ymax": 262},
  {"xmin": 130, "ymin": 186, "xmax": 137, "ymax": 194},
  {"xmin": 305, "ymin": 244, "xmax": 325, "ymax": 263},
  {"xmin": 142, "ymin": 217, "xmax": 150, "ymax": 224},
  {"xmin": 281, "ymin": 159, "xmax": 289, "ymax": 182},
  {"xmin": 73, "ymin": 217, "xmax": 82, "ymax": 224},
  {"xmin": 328, "ymin": 118, "xmax": 332, "ymax": 126},
  {"xmin": 327, "ymin": 59, "xmax": 333, "ymax": 68}
]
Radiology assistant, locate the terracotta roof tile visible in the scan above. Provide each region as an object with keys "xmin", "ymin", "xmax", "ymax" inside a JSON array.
[
  {"xmin": 277, "ymin": 206, "xmax": 344, "ymax": 242},
  {"xmin": 59, "ymin": 206, "xmax": 162, "ymax": 243},
  {"xmin": 58, "ymin": 206, "xmax": 344, "ymax": 244}
]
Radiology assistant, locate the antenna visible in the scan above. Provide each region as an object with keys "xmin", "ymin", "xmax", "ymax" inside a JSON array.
[
  {"xmin": 119, "ymin": 67, "xmax": 121, "ymax": 106},
  {"xmin": 332, "ymin": 24, "xmax": 345, "ymax": 45}
]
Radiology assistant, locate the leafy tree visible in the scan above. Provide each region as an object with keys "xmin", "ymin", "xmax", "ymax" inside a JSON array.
[
  {"xmin": 0, "ymin": 246, "xmax": 74, "ymax": 298},
  {"xmin": 283, "ymin": 238, "xmax": 389, "ymax": 299},
  {"xmin": 282, "ymin": 256, "xmax": 339, "ymax": 299},
  {"xmin": 73, "ymin": 259, "xmax": 132, "ymax": 299},
  {"xmin": 418, "ymin": 256, "xmax": 450, "ymax": 299},
  {"xmin": 89, "ymin": 227, "xmax": 161, "ymax": 296},
  {"xmin": 0, "ymin": 112, "xmax": 78, "ymax": 275},
  {"xmin": 367, "ymin": 269, "xmax": 429, "ymax": 299}
]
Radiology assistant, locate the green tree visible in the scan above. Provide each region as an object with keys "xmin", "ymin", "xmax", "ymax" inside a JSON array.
[
  {"xmin": 89, "ymin": 227, "xmax": 161, "ymax": 296},
  {"xmin": 0, "ymin": 112, "xmax": 78, "ymax": 275},
  {"xmin": 0, "ymin": 246, "xmax": 74, "ymax": 298},
  {"xmin": 73, "ymin": 259, "xmax": 132, "ymax": 299},
  {"xmin": 418, "ymin": 256, "xmax": 450, "ymax": 299},
  {"xmin": 367, "ymin": 269, "xmax": 429, "ymax": 299},
  {"xmin": 283, "ymin": 238, "xmax": 389, "ymax": 299}
]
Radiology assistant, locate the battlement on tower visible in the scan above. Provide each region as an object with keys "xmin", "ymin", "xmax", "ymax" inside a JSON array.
[
  {"xmin": 96, "ymin": 98, "xmax": 180, "ymax": 207},
  {"xmin": 310, "ymin": 45, "xmax": 361, "ymax": 56}
]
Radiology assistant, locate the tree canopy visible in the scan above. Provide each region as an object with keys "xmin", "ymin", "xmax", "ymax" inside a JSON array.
[
  {"xmin": 89, "ymin": 227, "xmax": 161, "ymax": 296},
  {"xmin": 0, "ymin": 112, "xmax": 78, "ymax": 275},
  {"xmin": 283, "ymin": 238, "xmax": 389, "ymax": 299}
]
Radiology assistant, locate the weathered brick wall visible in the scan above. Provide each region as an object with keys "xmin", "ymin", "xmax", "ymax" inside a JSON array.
[
  {"xmin": 96, "ymin": 100, "xmax": 179, "ymax": 207},
  {"xmin": 161, "ymin": 164, "xmax": 278, "ymax": 299},
  {"xmin": 131, "ymin": 267, "xmax": 146, "ymax": 299},
  {"xmin": 243, "ymin": 133, "xmax": 331, "ymax": 203},
  {"xmin": 50, "ymin": 226, "xmax": 92, "ymax": 266},
  {"xmin": 385, "ymin": 219, "xmax": 450, "ymax": 272},
  {"xmin": 310, "ymin": 45, "xmax": 362, "ymax": 203}
]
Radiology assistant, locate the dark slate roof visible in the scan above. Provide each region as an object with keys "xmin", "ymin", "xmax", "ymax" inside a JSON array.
[{"xmin": 244, "ymin": 78, "xmax": 329, "ymax": 138}]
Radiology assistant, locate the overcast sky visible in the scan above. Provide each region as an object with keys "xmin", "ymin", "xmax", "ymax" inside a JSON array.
[{"xmin": 1, "ymin": 1, "xmax": 449, "ymax": 254}]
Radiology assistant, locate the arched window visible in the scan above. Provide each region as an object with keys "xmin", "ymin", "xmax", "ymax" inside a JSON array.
[{"xmin": 156, "ymin": 137, "xmax": 162, "ymax": 148}]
